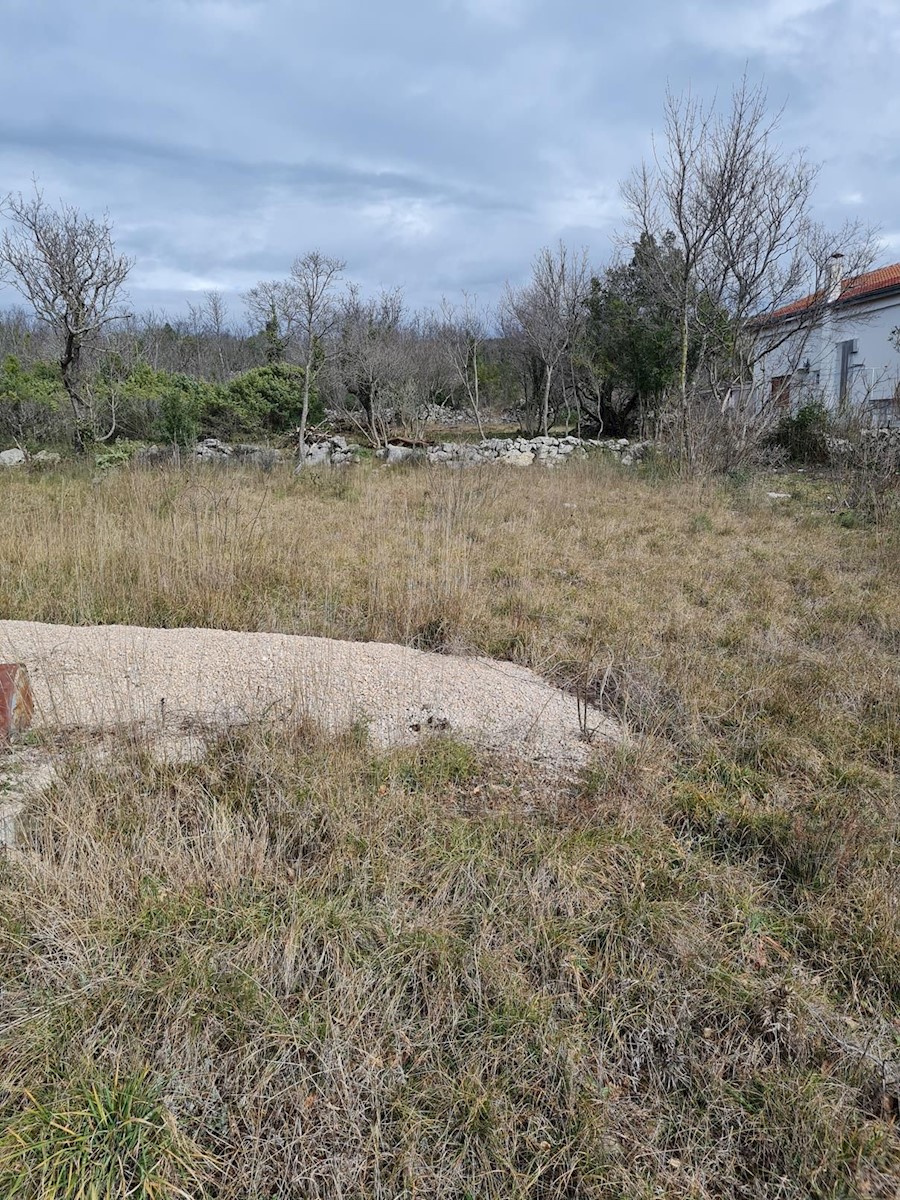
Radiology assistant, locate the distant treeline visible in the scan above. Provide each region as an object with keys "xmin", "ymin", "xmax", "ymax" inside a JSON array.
[
  {"xmin": 0, "ymin": 78, "xmax": 874, "ymax": 470},
  {"xmin": 0, "ymin": 257, "xmax": 668, "ymax": 450}
]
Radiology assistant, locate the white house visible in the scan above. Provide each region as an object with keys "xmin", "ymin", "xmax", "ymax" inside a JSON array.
[{"xmin": 755, "ymin": 256, "xmax": 900, "ymax": 426}]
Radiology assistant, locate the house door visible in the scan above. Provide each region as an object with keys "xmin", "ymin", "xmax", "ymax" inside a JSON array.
[{"xmin": 770, "ymin": 376, "xmax": 791, "ymax": 410}]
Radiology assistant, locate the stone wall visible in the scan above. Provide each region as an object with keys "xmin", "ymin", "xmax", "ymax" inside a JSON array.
[
  {"xmin": 1, "ymin": 435, "xmax": 652, "ymax": 472},
  {"xmin": 423, "ymin": 435, "xmax": 650, "ymax": 468},
  {"xmin": 301, "ymin": 434, "xmax": 650, "ymax": 470}
]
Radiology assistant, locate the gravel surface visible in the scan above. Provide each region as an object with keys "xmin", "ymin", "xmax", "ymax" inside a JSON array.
[{"xmin": 0, "ymin": 621, "xmax": 619, "ymax": 773}]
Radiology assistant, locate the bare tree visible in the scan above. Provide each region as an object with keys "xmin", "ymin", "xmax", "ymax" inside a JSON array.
[
  {"xmin": 202, "ymin": 289, "xmax": 228, "ymax": 340},
  {"xmin": 503, "ymin": 243, "xmax": 591, "ymax": 436},
  {"xmin": 622, "ymin": 76, "xmax": 875, "ymax": 470},
  {"xmin": 184, "ymin": 290, "xmax": 245, "ymax": 382},
  {"xmin": 440, "ymin": 293, "xmax": 489, "ymax": 437},
  {"xmin": 0, "ymin": 185, "xmax": 132, "ymax": 447},
  {"xmin": 288, "ymin": 252, "xmax": 345, "ymax": 461},
  {"xmin": 335, "ymin": 286, "xmax": 407, "ymax": 446},
  {"xmin": 244, "ymin": 278, "xmax": 304, "ymax": 354},
  {"xmin": 246, "ymin": 253, "xmax": 345, "ymax": 459}
]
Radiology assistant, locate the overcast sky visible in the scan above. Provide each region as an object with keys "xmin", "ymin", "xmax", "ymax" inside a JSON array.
[{"xmin": 0, "ymin": 0, "xmax": 897, "ymax": 321}]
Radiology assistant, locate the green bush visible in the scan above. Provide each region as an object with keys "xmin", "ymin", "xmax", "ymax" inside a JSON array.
[
  {"xmin": 772, "ymin": 401, "xmax": 831, "ymax": 463},
  {"xmin": 157, "ymin": 374, "xmax": 214, "ymax": 447},
  {"xmin": 0, "ymin": 355, "xmax": 67, "ymax": 445},
  {"xmin": 99, "ymin": 361, "xmax": 314, "ymax": 444},
  {"xmin": 222, "ymin": 363, "xmax": 317, "ymax": 435},
  {"xmin": 94, "ymin": 363, "xmax": 222, "ymax": 446},
  {"xmin": 0, "ymin": 356, "xmax": 320, "ymax": 446},
  {"xmin": 95, "ymin": 440, "xmax": 144, "ymax": 471}
]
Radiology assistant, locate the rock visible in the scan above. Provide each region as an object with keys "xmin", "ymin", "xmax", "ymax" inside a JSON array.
[
  {"xmin": 296, "ymin": 437, "xmax": 362, "ymax": 470},
  {"xmin": 408, "ymin": 703, "xmax": 451, "ymax": 733},
  {"xmin": 232, "ymin": 445, "xmax": 281, "ymax": 469},
  {"xmin": 351, "ymin": 434, "xmax": 658, "ymax": 471},
  {"xmin": 500, "ymin": 449, "xmax": 535, "ymax": 466},
  {"xmin": 29, "ymin": 450, "xmax": 61, "ymax": 469},
  {"xmin": 193, "ymin": 440, "xmax": 284, "ymax": 468},
  {"xmin": 194, "ymin": 438, "xmax": 233, "ymax": 460},
  {"xmin": 0, "ymin": 448, "xmax": 26, "ymax": 468},
  {"xmin": 380, "ymin": 444, "xmax": 424, "ymax": 466},
  {"xmin": 134, "ymin": 444, "xmax": 185, "ymax": 466},
  {"xmin": 414, "ymin": 402, "xmax": 468, "ymax": 426},
  {"xmin": 233, "ymin": 443, "xmax": 281, "ymax": 460},
  {"xmin": 298, "ymin": 442, "xmax": 332, "ymax": 468},
  {"xmin": 767, "ymin": 491, "xmax": 791, "ymax": 499}
]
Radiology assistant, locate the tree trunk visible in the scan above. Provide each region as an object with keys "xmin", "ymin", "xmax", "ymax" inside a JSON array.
[
  {"xmin": 297, "ymin": 351, "xmax": 314, "ymax": 464},
  {"xmin": 60, "ymin": 332, "xmax": 91, "ymax": 451},
  {"xmin": 541, "ymin": 364, "xmax": 553, "ymax": 437},
  {"xmin": 678, "ymin": 293, "xmax": 693, "ymax": 471},
  {"xmin": 470, "ymin": 343, "xmax": 485, "ymax": 439},
  {"xmin": 363, "ymin": 384, "xmax": 380, "ymax": 447}
]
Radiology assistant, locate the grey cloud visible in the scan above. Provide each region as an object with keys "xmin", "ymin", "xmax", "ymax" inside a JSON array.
[{"xmin": 0, "ymin": 0, "xmax": 897, "ymax": 315}]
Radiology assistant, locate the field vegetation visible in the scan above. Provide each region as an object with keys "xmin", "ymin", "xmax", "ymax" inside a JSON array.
[{"xmin": 0, "ymin": 455, "xmax": 898, "ymax": 1197}]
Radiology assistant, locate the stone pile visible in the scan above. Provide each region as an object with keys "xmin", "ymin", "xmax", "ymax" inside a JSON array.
[
  {"xmin": 862, "ymin": 425, "xmax": 900, "ymax": 452},
  {"xmin": 825, "ymin": 426, "xmax": 900, "ymax": 468},
  {"xmin": 258, "ymin": 433, "xmax": 651, "ymax": 471},
  {"xmin": 193, "ymin": 439, "xmax": 284, "ymax": 468},
  {"xmin": 415, "ymin": 403, "xmax": 470, "ymax": 426},
  {"xmin": 193, "ymin": 437, "xmax": 233, "ymax": 461},
  {"xmin": 133, "ymin": 440, "xmax": 284, "ymax": 468},
  {"xmin": 1, "ymin": 434, "xmax": 651, "ymax": 474},
  {"xmin": 297, "ymin": 436, "xmax": 360, "ymax": 467},
  {"xmin": 0, "ymin": 448, "xmax": 62, "ymax": 470},
  {"xmin": 425, "ymin": 434, "xmax": 649, "ymax": 468}
]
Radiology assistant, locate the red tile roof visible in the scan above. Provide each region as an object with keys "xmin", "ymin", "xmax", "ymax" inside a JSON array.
[
  {"xmin": 840, "ymin": 262, "xmax": 900, "ymax": 302},
  {"xmin": 767, "ymin": 261, "xmax": 900, "ymax": 323}
]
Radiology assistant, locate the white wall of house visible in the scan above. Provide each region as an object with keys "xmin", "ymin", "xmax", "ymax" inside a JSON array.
[{"xmin": 757, "ymin": 293, "xmax": 900, "ymax": 425}]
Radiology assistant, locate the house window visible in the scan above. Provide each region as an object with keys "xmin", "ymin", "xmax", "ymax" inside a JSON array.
[{"xmin": 870, "ymin": 384, "xmax": 900, "ymax": 427}]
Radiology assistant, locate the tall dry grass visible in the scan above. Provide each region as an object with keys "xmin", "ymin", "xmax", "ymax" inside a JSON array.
[{"xmin": 0, "ymin": 456, "xmax": 898, "ymax": 1196}]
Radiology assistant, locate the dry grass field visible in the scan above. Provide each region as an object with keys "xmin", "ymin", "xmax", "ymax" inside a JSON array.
[{"xmin": 0, "ymin": 456, "xmax": 898, "ymax": 1198}]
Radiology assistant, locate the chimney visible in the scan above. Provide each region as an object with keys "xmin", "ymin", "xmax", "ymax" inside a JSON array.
[{"xmin": 826, "ymin": 252, "xmax": 845, "ymax": 303}]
